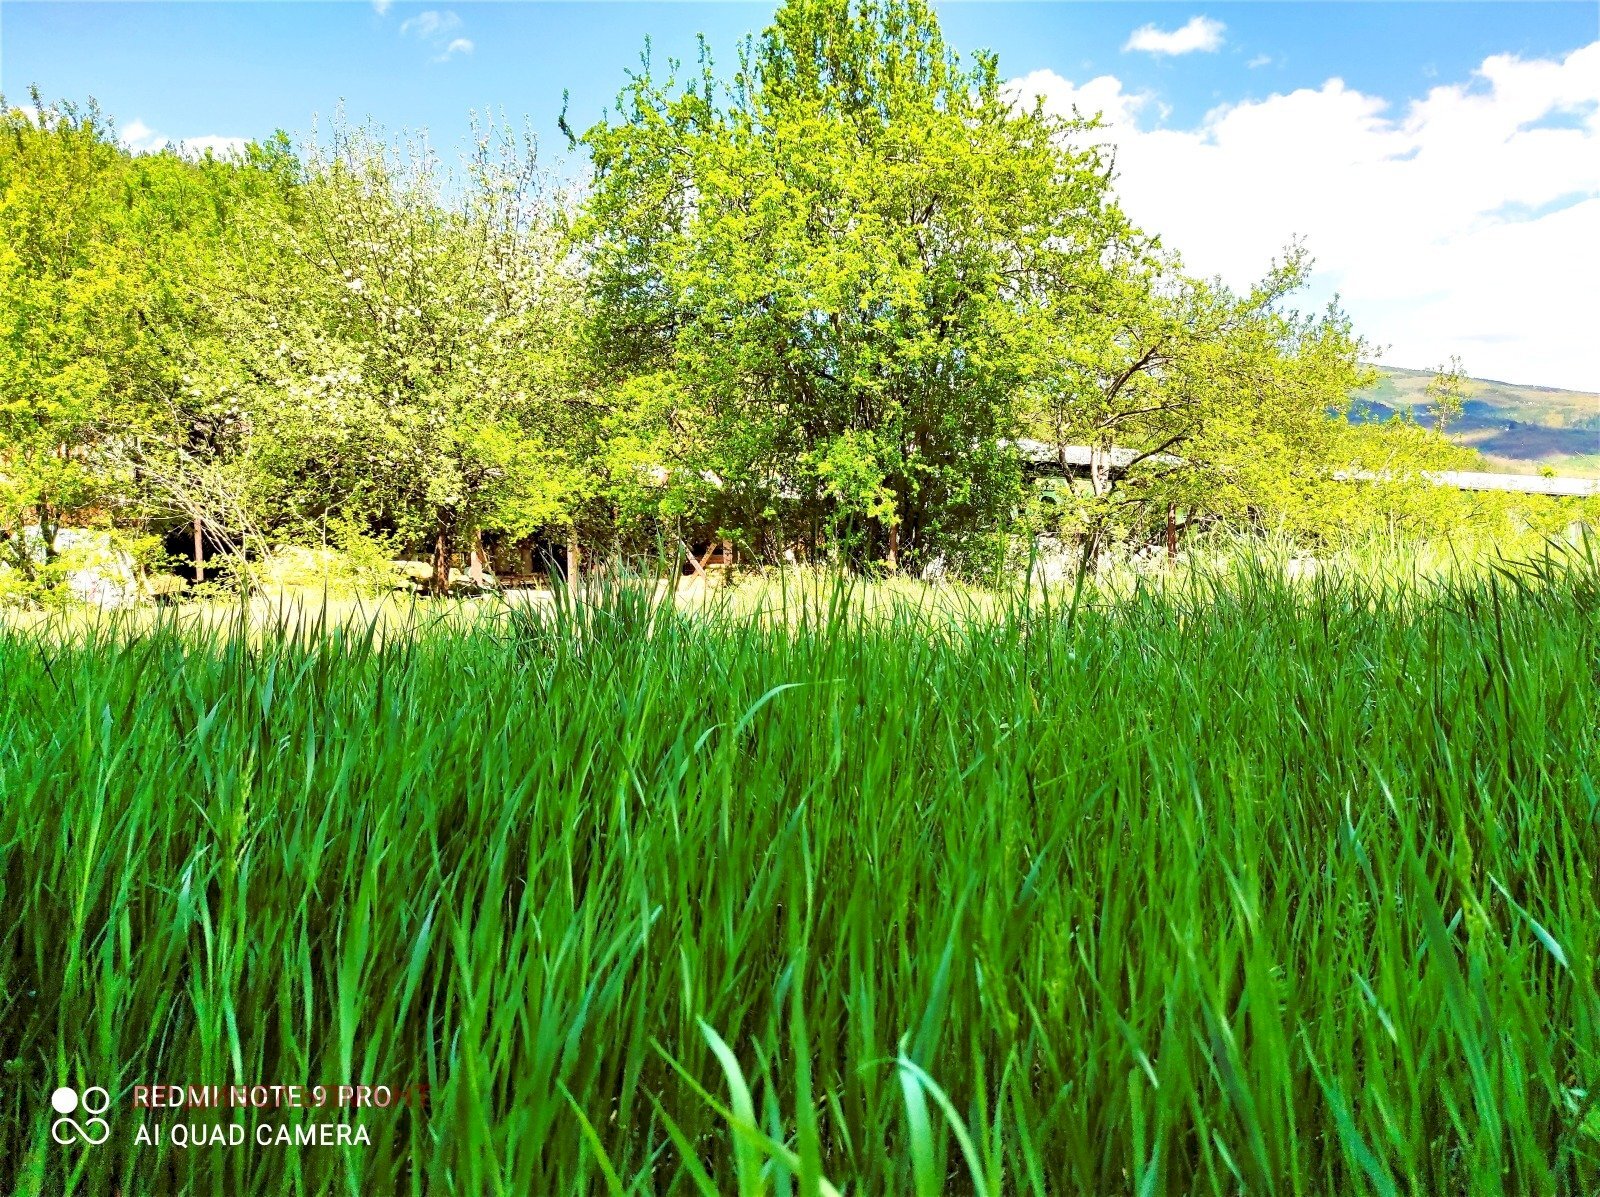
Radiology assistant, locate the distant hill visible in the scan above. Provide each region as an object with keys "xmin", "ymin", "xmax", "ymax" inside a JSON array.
[{"xmin": 1351, "ymin": 366, "xmax": 1600, "ymax": 479}]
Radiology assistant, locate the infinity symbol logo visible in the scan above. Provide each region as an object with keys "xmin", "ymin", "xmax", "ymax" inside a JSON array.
[{"xmin": 50, "ymin": 1086, "xmax": 111, "ymax": 1146}]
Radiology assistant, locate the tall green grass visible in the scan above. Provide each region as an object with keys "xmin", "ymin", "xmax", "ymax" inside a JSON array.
[{"xmin": 2, "ymin": 547, "xmax": 1597, "ymax": 1194}]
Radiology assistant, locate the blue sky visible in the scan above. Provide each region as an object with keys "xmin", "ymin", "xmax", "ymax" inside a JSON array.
[
  {"xmin": 4, "ymin": 3, "xmax": 1599, "ymax": 390},
  {"xmin": 4, "ymin": 3, "xmax": 1590, "ymax": 167}
]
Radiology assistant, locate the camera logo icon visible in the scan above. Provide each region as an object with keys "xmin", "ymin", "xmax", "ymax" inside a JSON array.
[{"xmin": 50, "ymin": 1086, "xmax": 111, "ymax": 1146}]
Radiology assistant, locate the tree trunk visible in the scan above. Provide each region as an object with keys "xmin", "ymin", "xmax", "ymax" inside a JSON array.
[
  {"xmin": 35, "ymin": 500, "xmax": 60, "ymax": 570},
  {"xmin": 1083, "ymin": 524, "xmax": 1104, "ymax": 576},
  {"xmin": 468, "ymin": 529, "xmax": 486, "ymax": 585},
  {"xmin": 431, "ymin": 526, "xmax": 451, "ymax": 596},
  {"xmin": 193, "ymin": 515, "xmax": 205, "ymax": 584},
  {"xmin": 886, "ymin": 522, "xmax": 900, "ymax": 571},
  {"xmin": 566, "ymin": 532, "xmax": 579, "ymax": 587},
  {"xmin": 1166, "ymin": 503, "xmax": 1177, "ymax": 564},
  {"xmin": 683, "ymin": 540, "xmax": 706, "ymax": 577}
]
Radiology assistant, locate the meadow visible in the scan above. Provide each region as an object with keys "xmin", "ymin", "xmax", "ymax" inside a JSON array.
[{"xmin": 2, "ymin": 546, "xmax": 1598, "ymax": 1195}]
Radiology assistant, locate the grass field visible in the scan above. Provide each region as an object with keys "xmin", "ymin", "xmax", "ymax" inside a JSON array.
[{"xmin": 3, "ymin": 548, "xmax": 1598, "ymax": 1195}]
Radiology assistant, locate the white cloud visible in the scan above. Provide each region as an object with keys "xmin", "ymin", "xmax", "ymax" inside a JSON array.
[
  {"xmin": 1124, "ymin": 17, "xmax": 1225, "ymax": 57},
  {"xmin": 400, "ymin": 10, "xmax": 459, "ymax": 40},
  {"xmin": 1008, "ymin": 41, "xmax": 1600, "ymax": 390},
  {"xmin": 372, "ymin": 0, "xmax": 392, "ymax": 14},
  {"xmin": 119, "ymin": 119, "xmax": 245, "ymax": 159},
  {"xmin": 400, "ymin": 9, "xmax": 472, "ymax": 63},
  {"xmin": 120, "ymin": 118, "xmax": 165, "ymax": 154},
  {"xmin": 1247, "ymin": 54, "xmax": 1272, "ymax": 70},
  {"xmin": 1021, "ymin": 72, "xmax": 1155, "ymax": 129}
]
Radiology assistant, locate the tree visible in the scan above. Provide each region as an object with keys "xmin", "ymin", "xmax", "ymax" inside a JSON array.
[
  {"xmin": 0, "ymin": 92, "xmax": 274, "ymax": 585},
  {"xmin": 1425, "ymin": 354, "xmax": 1469, "ymax": 434},
  {"xmin": 205, "ymin": 115, "xmax": 589, "ymax": 593},
  {"xmin": 1019, "ymin": 235, "xmax": 1373, "ymax": 553},
  {"xmin": 578, "ymin": 0, "xmax": 1138, "ymax": 570}
]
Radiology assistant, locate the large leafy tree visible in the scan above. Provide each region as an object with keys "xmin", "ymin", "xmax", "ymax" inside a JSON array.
[
  {"xmin": 206, "ymin": 116, "xmax": 590, "ymax": 592},
  {"xmin": 1020, "ymin": 235, "xmax": 1375, "ymax": 551},
  {"xmin": 579, "ymin": 0, "xmax": 1140, "ymax": 569},
  {"xmin": 0, "ymin": 94, "xmax": 267, "ymax": 577}
]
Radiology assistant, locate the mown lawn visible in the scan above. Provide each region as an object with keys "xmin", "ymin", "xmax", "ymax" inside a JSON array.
[{"xmin": 2, "ymin": 549, "xmax": 1598, "ymax": 1195}]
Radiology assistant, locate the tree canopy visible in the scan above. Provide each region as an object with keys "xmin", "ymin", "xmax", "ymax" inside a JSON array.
[
  {"xmin": 1, "ymin": 1, "xmax": 1568, "ymax": 602},
  {"xmin": 580, "ymin": 0, "xmax": 1152, "ymax": 568},
  {"xmin": 200, "ymin": 117, "xmax": 589, "ymax": 591}
]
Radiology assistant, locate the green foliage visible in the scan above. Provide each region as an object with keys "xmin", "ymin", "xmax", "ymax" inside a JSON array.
[
  {"xmin": 1020, "ymin": 239, "xmax": 1377, "ymax": 553},
  {"xmin": 0, "ymin": 93, "xmax": 294, "ymax": 568},
  {"xmin": 0, "ymin": 94, "xmax": 159, "ymax": 556},
  {"xmin": 2, "ymin": 549, "xmax": 1598, "ymax": 1192},
  {"xmin": 1426, "ymin": 353, "xmax": 1471, "ymax": 433},
  {"xmin": 3, "ymin": 1, "xmax": 1588, "ymax": 594},
  {"xmin": 579, "ymin": 0, "xmax": 1135, "ymax": 567},
  {"xmin": 194, "ymin": 114, "xmax": 590, "ymax": 592},
  {"xmin": 250, "ymin": 522, "xmax": 411, "ymax": 599},
  {"xmin": 0, "ymin": 525, "xmax": 152, "ymax": 608}
]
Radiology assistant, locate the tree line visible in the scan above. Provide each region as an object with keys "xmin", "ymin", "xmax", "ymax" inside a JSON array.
[{"xmin": 0, "ymin": 0, "xmax": 1494, "ymax": 598}]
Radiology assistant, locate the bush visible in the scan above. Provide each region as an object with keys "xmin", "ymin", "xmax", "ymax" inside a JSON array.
[
  {"xmin": 0, "ymin": 526, "xmax": 141, "ymax": 608},
  {"xmin": 247, "ymin": 521, "xmax": 410, "ymax": 598}
]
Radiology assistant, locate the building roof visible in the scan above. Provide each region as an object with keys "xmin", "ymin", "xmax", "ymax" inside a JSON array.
[
  {"xmin": 1006, "ymin": 439, "xmax": 1185, "ymax": 470},
  {"xmin": 1333, "ymin": 469, "xmax": 1600, "ymax": 498}
]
